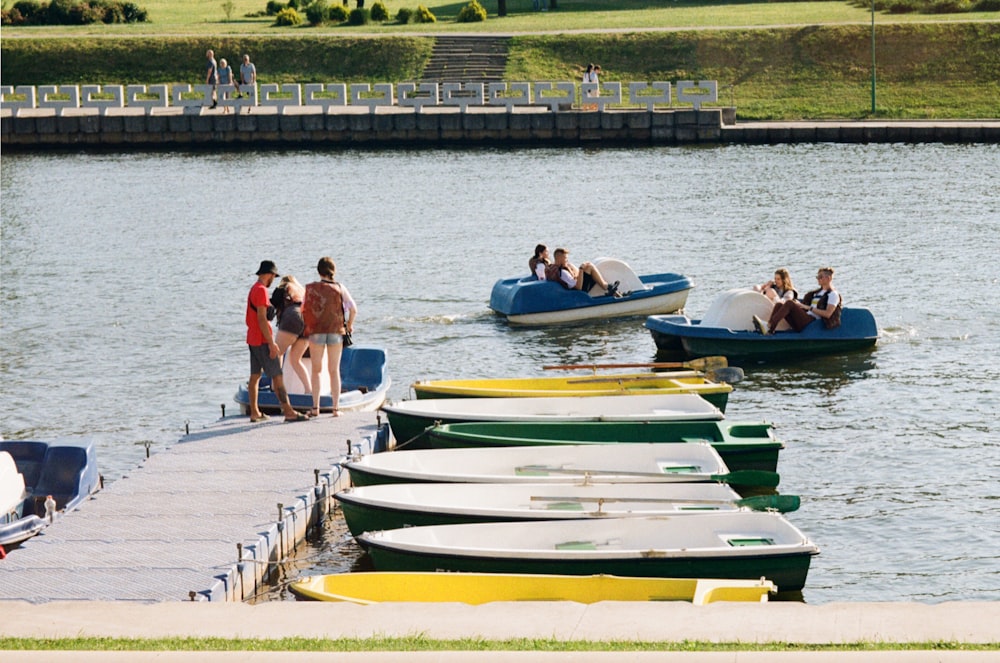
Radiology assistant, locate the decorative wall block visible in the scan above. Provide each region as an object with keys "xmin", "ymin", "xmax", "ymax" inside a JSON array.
[
  {"xmin": 80, "ymin": 85, "xmax": 124, "ymax": 115},
  {"xmin": 581, "ymin": 81, "xmax": 622, "ymax": 112},
  {"xmin": 259, "ymin": 84, "xmax": 302, "ymax": 113},
  {"xmin": 350, "ymin": 84, "xmax": 394, "ymax": 112},
  {"xmin": 1, "ymin": 85, "xmax": 37, "ymax": 116},
  {"xmin": 37, "ymin": 85, "xmax": 80, "ymax": 116},
  {"xmin": 304, "ymin": 84, "xmax": 347, "ymax": 112},
  {"xmin": 487, "ymin": 82, "xmax": 531, "ymax": 111},
  {"xmin": 629, "ymin": 82, "xmax": 672, "ymax": 111},
  {"xmin": 126, "ymin": 85, "xmax": 169, "ymax": 114},
  {"xmin": 441, "ymin": 83, "xmax": 484, "ymax": 111},
  {"xmin": 676, "ymin": 81, "xmax": 718, "ymax": 111},
  {"xmin": 533, "ymin": 82, "xmax": 576, "ymax": 112},
  {"xmin": 397, "ymin": 83, "xmax": 439, "ymax": 112}
]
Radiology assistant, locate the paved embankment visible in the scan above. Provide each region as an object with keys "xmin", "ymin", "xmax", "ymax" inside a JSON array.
[
  {"xmin": 0, "ymin": 412, "xmax": 382, "ymax": 602},
  {"xmin": 4, "ymin": 106, "xmax": 997, "ymax": 148}
]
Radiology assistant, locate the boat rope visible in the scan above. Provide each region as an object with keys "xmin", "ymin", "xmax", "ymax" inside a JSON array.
[{"xmin": 391, "ymin": 423, "xmax": 438, "ymax": 451}]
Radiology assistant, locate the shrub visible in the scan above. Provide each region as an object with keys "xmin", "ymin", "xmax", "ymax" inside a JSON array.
[
  {"xmin": 103, "ymin": 2, "xmax": 125, "ymax": 22},
  {"xmin": 413, "ymin": 3, "xmax": 435, "ymax": 21},
  {"xmin": 369, "ymin": 0, "xmax": 387, "ymax": 20},
  {"xmin": 1, "ymin": 8, "xmax": 25, "ymax": 23},
  {"xmin": 327, "ymin": 2, "xmax": 348, "ymax": 20},
  {"xmin": 395, "ymin": 6, "xmax": 411, "ymax": 22},
  {"xmin": 924, "ymin": 0, "xmax": 970, "ymax": 10},
  {"xmin": 120, "ymin": 1, "xmax": 146, "ymax": 21},
  {"xmin": 287, "ymin": 0, "xmax": 299, "ymax": 8},
  {"xmin": 265, "ymin": 0, "xmax": 284, "ymax": 14},
  {"xmin": 273, "ymin": 6, "xmax": 301, "ymax": 23},
  {"xmin": 305, "ymin": 0, "xmax": 327, "ymax": 23},
  {"xmin": 456, "ymin": 0, "xmax": 486, "ymax": 21},
  {"xmin": 971, "ymin": 0, "xmax": 1000, "ymax": 8},
  {"xmin": 12, "ymin": 0, "xmax": 43, "ymax": 21},
  {"xmin": 347, "ymin": 5, "xmax": 367, "ymax": 23}
]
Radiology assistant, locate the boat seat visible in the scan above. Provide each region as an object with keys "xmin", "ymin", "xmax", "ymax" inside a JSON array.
[
  {"xmin": 700, "ymin": 288, "xmax": 791, "ymax": 331},
  {"xmin": 33, "ymin": 446, "xmax": 89, "ymax": 512},
  {"xmin": 588, "ymin": 257, "xmax": 646, "ymax": 296}
]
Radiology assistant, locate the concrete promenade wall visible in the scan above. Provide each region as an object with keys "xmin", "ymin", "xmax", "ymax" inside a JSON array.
[
  {"xmin": 4, "ymin": 80, "xmax": 999, "ymax": 147},
  {"xmin": 4, "ymin": 106, "xmax": 999, "ymax": 148}
]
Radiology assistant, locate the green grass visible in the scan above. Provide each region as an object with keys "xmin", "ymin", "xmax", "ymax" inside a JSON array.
[
  {"xmin": 2, "ymin": 0, "xmax": 999, "ymax": 35},
  {"xmin": 1, "ymin": 637, "xmax": 998, "ymax": 651},
  {"xmin": 2, "ymin": 1, "xmax": 998, "ymax": 118}
]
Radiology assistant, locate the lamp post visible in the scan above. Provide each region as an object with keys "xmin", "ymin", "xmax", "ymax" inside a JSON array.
[{"xmin": 870, "ymin": 0, "xmax": 877, "ymax": 114}]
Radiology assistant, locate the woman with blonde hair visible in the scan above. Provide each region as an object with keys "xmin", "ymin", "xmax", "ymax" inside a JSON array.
[
  {"xmin": 272, "ymin": 275, "xmax": 311, "ymax": 400},
  {"xmin": 302, "ymin": 257, "xmax": 357, "ymax": 417}
]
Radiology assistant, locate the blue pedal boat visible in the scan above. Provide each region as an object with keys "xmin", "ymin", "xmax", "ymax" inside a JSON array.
[
  {"xmin": 490, "ymin": 258, "xmax": 693, "ymax": 326},
  {"xmin": 645, "ymin": 289, "xmax": 877, "ymax": 361},
  {"xmin": 234, "ymin": 345, "xmax": 391, "ymax": 415},
  {"xmin": 0, "ymin": 438, "xmax": 101, "ymax": 549}
]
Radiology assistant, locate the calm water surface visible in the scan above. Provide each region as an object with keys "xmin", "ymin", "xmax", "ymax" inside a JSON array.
[{"xmin": 1, "ymin": 144, "xmax": 998, "ymax": 604}]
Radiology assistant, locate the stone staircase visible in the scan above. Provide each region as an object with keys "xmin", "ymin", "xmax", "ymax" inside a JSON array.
[{"xmin": 420, "ymin": 35, "xmax": 511, "ymax": 85}]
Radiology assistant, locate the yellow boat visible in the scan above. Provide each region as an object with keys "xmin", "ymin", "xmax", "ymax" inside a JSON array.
[
  {"xmin": 289, "ymin": 572, "xmax": 774, "ymax": 605},
  {"xmin": 411, "ymin": 371, "xmax": 733, "ymax": 411}
]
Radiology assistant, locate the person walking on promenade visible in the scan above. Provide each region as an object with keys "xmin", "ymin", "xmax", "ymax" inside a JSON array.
[
  {"xmin": 303, "ymin": 257, "xmax": 357, "ymax": 417},
  {"xmin": 218, "ymin": 57, "xmax": 236, "ymax": 113},
  {"xmin": 240, "ymin": 53, "xmax": 257, "ymax": 112},
  {"xmin": 246, "ymin": 260, "xmax": 308, "ymax": 423},
  {"xmin": 205, "ymin": 49, "xmax": 219, "ymax": 109}
]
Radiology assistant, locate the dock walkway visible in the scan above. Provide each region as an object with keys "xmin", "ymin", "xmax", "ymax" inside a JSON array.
[{"xmin": 0, "ymin": 412, "xmax": 380, "ymax": 602}]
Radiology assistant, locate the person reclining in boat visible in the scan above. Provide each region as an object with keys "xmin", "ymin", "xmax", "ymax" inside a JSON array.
[
  {"xmin": 753, "ymin": 267, "xmax": 841, "ymax": 335},
  {"xmin": 753, "ymin": 268, "xmax": 798, "ymax": 303},
  {"xmin": 544, "ymin": 247, "xmax": 622, "ymax": 297},
  {"xmin": 528, "ymin": 244, "xmax": 550, "ymax": 280}
]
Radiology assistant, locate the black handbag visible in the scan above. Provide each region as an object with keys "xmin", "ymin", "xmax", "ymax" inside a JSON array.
[{"xmin": 343, "ymin": 330, "xmax": 353, "ymax": 347}]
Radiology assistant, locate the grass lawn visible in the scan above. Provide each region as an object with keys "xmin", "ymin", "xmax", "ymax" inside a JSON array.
[{"xmin": 3, "ymin": 0, "xmax": 999, "ymax": 35}]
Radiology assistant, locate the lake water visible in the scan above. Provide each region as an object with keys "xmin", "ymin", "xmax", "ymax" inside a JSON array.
[{"xmin": 1, "ymin": 143, "xmax": 998, "ymax": 604}]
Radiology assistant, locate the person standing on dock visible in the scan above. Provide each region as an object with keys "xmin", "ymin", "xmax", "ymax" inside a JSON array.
[
  {"xmin": 303, "ymin": 257, "xmax": 357, "ymax": 418},
  {"xmin": 246, "ymin": 261, "xmax": 308, "ymax": 423},
  {"xmin": 205, "ymin": 49, "xmax": 219, "ymax": 109}
]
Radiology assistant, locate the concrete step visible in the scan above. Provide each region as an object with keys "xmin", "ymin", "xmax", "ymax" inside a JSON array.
[{"xmin": 420, "ymin": 35, "xmax": 512, "ymax": 85}]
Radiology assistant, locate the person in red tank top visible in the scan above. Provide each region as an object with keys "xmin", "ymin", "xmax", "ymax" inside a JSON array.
[{"xmin": 246, "ymin": 260, "xmax": 309, "ymax": 423}]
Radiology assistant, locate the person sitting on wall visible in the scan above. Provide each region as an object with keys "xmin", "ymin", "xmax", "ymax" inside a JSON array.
[
  {"xmin": 753, "ymin": 266, "xmax": 841, "ymax": 334},
  {"xmin": 544, "ymin": 247, "xmax": 621, "ymax": 297}
]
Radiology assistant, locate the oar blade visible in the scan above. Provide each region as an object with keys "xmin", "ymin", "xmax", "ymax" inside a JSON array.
[
  {"xmin": 709, "ymin": 367, "xmax": 744, "ymax": 385},
  {"xmin": 687, "ymin": 356, "xmax": 728, "ymax": 372},
  {"xmin": 714, "ymin": 469, "xmax": 781, "ymax": 489},
  {"xmin": 737, "ymin": 494, "xmax": 800, "ymax": 513}
]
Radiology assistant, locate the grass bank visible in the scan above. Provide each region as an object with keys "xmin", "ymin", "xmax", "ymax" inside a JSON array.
[
  {"xmin": 2, "ymin": 23, "xmax": 998, "ymax": 118},
  {"xmin": 1, "ymin": 637, "xmax": 997, "ymax": 651}
]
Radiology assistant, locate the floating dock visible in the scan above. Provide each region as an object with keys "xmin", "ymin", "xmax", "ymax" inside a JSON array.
[{"xmin": 0, "ymin": 412, "xmax": 386, "ymax": 602}]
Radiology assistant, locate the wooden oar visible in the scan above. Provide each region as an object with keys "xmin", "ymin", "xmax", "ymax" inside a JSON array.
[
  {"xmin": 530, "ymin": 494, "xmax": 800, "ymax": 513},
  {"xmin": 514, "ymin": 466, "xmax": 780, "ymax": 488},
  {"xmin": 564, "ymin": 371, "xmax": 701, "ymax": 385},
  {"xmin": 543, "ymin": 356, "xmax": 728, "ymax": 373}
]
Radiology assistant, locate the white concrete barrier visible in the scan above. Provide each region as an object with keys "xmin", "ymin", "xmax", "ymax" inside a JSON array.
[
  {"xmin": 125, "ymin": 84, "xmax": 169, "ymax": 115},
  {"xmin": 303, "ymin": 83, "xmax": 347, "ymax": 112},
  {"xmin": 676, "ymin": 80, "xmax": 718, "ymax": 111},
  {"xmin": 350, "ymin": 83, "xmax": 394, "ymax": 113},
  {"xmin": 487, "ymin": 82, "xmax": 531, "ymax": 111},
  {"xmin": 1, "ymin": 85, "xmax": 37, "ymax": 116},
  {"xmin": 259, "ymin": 83, "xmax": 302, "ymax": 114},
  {"xmin": 441, "ymin": 82, "xmax": 484, "ymax": 111},
  {"xmin": 397, "ymin": 82, "xmax": 439, "ymax": 112},
  {"xmin": 629, "ymin": 82, "xmax": 672, "ymax": 111},
  {"xmin": 37, "ymin": 85, "xmax": 80, "ymax": 116},
  {"xmin": 533, "ymin": 82, "xmax": 576, "ymax": 112}
]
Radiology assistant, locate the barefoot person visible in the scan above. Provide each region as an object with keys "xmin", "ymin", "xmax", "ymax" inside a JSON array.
[
  {"xmin": 245, "ymin": 260, "xmax": 308, "ymax": 423},
  {"xmin": 303, "ymin": 257, "xmax": 357, "ymax": 417}
]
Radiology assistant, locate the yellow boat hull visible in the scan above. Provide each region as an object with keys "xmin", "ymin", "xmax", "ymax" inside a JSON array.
[
  {"xmin": 412, "ymin": 372, "xmax": 732, "ymax": 404},
  {"xmin": 290, "ymin": 572, "xmax": 773, "ymax": 605}
]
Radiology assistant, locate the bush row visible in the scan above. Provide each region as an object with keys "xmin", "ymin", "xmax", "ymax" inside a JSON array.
[
  {"xmin": 268, "ymin": 0, "xmax": 488, "ymax": 25},
  {"xmin": 859, "ymin": 0, "xmax": 999, "ymax": 12},
  {"xmin": 1, "ymin": 0, "xmax": 147, "ymax": 25}
]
